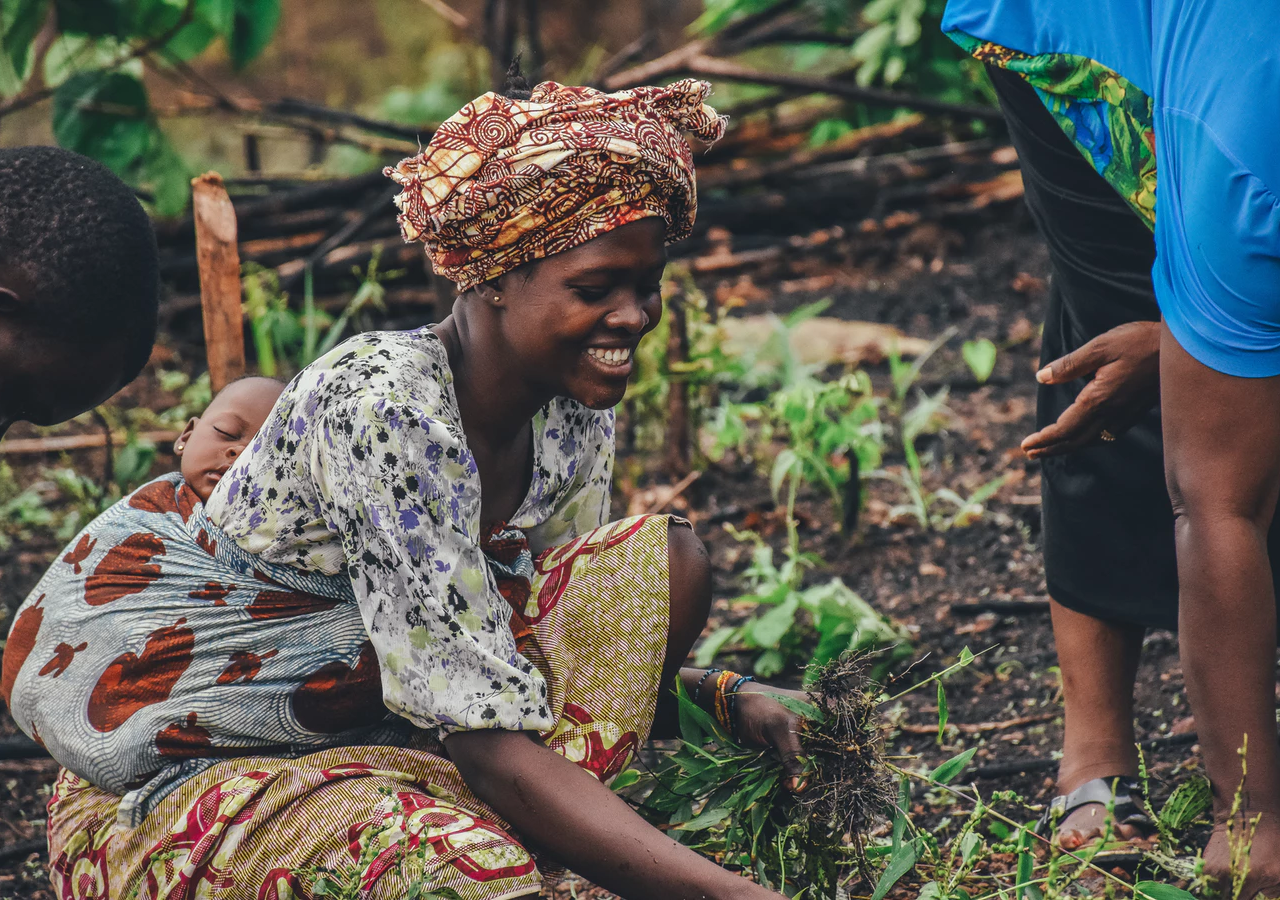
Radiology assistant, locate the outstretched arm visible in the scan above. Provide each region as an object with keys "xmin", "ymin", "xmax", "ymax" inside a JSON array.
[{"xmin": 445, "ymin": 728, "xmax": 783, "ymax": 900}]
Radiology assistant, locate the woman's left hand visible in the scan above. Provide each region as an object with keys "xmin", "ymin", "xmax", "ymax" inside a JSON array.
[{"xmin": 732, "ymin": 682, "xmax": 811, "ymax": 793}]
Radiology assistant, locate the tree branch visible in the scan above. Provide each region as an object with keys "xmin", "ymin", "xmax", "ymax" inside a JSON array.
[
  {"xmin": 610, "ymin": 53, "xmax": 1003, "ymax": 123},
  {"xmin": 0, "ymin": 0, "xmax": 198, "ymax": 120}
]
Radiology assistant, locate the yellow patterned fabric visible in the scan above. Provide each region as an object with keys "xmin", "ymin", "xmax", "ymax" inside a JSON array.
[
  {"xmin": 44, "ymin": 516, "xmax": 674, "ymax": 900},
  {"xmin": 383, "ymin": 80, "xmax": 725, "ymax": 290}
]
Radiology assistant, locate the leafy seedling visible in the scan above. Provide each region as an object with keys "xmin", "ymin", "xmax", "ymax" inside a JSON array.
[{"xmin": 961, "ymin": 338, "xmax": 997, "ymax": 383}]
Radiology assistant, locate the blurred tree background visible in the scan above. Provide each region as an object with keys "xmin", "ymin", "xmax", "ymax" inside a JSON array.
[{"xmin": 0, "ymin": 0, "xmax": 991, "ymax": 215}]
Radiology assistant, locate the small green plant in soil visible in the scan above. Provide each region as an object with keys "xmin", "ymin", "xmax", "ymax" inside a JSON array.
[
  {"xmin": 961, "ymin": 338, "xmax": 998, "ymax": 384},
  {"xmin": 706, "ymin": 299, "xmax": 888, "ymax": 531},
  {"xmin": 876, "ymin": 331, "xmax": 1006, "ymax": 531},
  {"xmin": 697, "ymin": 520, "xmax": 910, "ymax": 680},
  {"xmin": 625, "ymin": 653, "xmax": 893, "ymax": 897}
]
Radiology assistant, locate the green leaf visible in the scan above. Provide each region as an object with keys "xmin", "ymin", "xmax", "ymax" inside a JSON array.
[
  {"xmin": 753, "ymin": 647, "xmax": 786, "ymax": 679},
  {"xmin": 928, "ymin": 747, "xmax": 976, "ymax": 785},
  {"xmin": 961, "ymin": 338, "xmax": 998, "ymax": 383},
  {"xmin": 54, "ymin": 0, "xmax": 128, "ymax": 36},
  {"xmin": 870, "ymin": 839, "xmax": 918, "ymax": 900},
  {"xmin": 673, "ymin": 805, "xmax": 730, "ymax": 832},
  {"xmin": 693, "ymin": 625, "xmax": 739, "ymax": 668},
  {"xmin": 161, "ymin": 18, "xmax": 218, "ymax": 60},
  {"xmin": 894, "ymin": 9, "xmax": 922, "ymax": 46},
  {"xmin": 138, "ymin": 134, "xmax": 190, "ymax": 216},
  {"xmin": 936, "ymin": 679, "xmax": 948, "ymax": 743},
  {"xmin": 228, "ymin": 0, "xmax": 279, "ymax": 68},
  {"xmin": 52, "ymin": 70, "xmax": 150, "ymax": 173},
  {"xmin": 1132, "ymin": 884, "xmax": 1197, "ymax": 900},
  {"xmin": 744, "ymin": 593, "xmax": 799, "ymax": 649},
  {"xmin": 763, "ymin": 692, "xmax": 823, "ymax": 722},
  {"xmin": 675, "ymin": 677, "xmax": 725, "ymax": 745},
  {"xmin": 1015, "ymin": 826, "xmax": 1035, "ymax": 899},
  {"xmin": 1158, "ymin": 774, "xmax": 1211, "ymax": 832},
  {"xmin": 0, "ymin": 0, "xmax": 49, "ymax": 96},
  {"xmin": 769, "ymin": 448, "xmax": 800, "ymax": 501},
  {"xmin": 892, "ymin": 776, "xmax": 910, "ymax": 848},
  {"xmin": 195, "ymin": 0, "xmax": 235, "ymax": 38},
  {"xmin": 114, "ymin": 436, "xmax": 157, "ymax": 489},
  {"xmin": 610, "ymin": 769, "xmax": 641, "ymax": 791},
  {"xmin": 958, "ymin": 646, "xmax": 975, "ymax": 666}
]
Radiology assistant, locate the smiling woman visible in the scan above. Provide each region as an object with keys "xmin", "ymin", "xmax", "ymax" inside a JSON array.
[{"xmin": 11, "ymin": 71, "xmax": 811, "ymax": 900}]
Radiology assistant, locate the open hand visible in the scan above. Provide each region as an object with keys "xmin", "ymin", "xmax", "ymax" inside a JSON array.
[
  {"xmin": 1021, "ymin": 321, "xmax": 1160, "ymax": 459},
  {"xmin": 732, "ymin": 683, "xmax": 811, "ymax": 793}
]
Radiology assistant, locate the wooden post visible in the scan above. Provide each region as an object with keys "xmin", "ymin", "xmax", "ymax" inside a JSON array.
[
  {"xmin": 664, "ymin": 292, "xmax": 690, "ymax": 476},
  {"xmin": 192, "ymin": 172, "xmax": 245, "ymax": 392}
]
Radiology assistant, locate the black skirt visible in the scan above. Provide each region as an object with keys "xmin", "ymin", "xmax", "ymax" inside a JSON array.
[{"xmin": 988, "ymin": 65, "xmax": 1280, "ymax": 631}]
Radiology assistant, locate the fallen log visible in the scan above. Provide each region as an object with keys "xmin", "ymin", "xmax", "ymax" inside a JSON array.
[{"xmin": 0, "ymin": 431, "xmax": 180, "ymax": 455}]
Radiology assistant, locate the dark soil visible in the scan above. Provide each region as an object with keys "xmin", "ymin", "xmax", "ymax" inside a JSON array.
[{"xmin": 0, "ymin": 204, "xmax": 1198, "ymax": 899}]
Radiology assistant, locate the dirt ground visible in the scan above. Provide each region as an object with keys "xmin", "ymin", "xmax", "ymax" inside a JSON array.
[{"xmin": 0, "ymin": 205, "xmax": 1200, "ymax": 899}]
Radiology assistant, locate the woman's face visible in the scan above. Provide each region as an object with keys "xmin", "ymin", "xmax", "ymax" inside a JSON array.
[{"xmin": 493, "ymin": 218, "xmax": 666, "ymax": 410}]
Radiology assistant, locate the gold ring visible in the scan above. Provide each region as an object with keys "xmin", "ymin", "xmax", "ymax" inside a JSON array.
[{"xmin": 1100, "ymin": 429, "xmax": 1116, "ymax": 442}]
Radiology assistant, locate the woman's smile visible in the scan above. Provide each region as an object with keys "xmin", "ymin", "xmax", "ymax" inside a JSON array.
[{"xmin": 585, "ymin": 344, "xmax": 635, "ymax": 374}]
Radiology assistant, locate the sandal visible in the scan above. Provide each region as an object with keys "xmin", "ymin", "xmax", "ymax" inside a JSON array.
[{"xmin": 1035, "ymin": 775, "xmax": 1155, "ymax": 863}]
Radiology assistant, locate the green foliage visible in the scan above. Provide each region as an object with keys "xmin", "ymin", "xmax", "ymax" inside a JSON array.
[
  {"xmin": 242, "ymin": 251, "xmax": 401, "ymax": 377},
  {"xmin": 155, "ymin": 370, "xmax": 213, "ymax": 427},
  {"xmin": 380, "ymin": 44, "xmax": 481, "ymax": 127},
  {"xmin": 4, "ymin": 0, "xmax": 283, "ymax": 214},
  {"xmin": 627, "ymin": 268, "xmax": 747, "ymax": 456},
  {"xmin": 0, "ymin": 462, "xmax": 56, "ymax": 551},
  {"xmin": 628, "ymin": 678, "xmax": 859, "ymax": 897},
  {"xmin": 960, "ymin": 338, "xmax": 997, "ymax": 383},
  {"xmin": 690, "ymin": 0, "xmax": 993, "ymax": 107},
  {"xmin": 766, "ymin": 371, "xmax": 883, "ymax": 526},
  {"xmin": 875, "ymin": 333, "xmax": 1006, "ymax": 530},
  {"xmin": 696, "ymin": 521, "xmax": 910, "ymax": 680},
  {"xmin": 0, "ymin": 0, "xmax": 50, "ymax": 95},
  {"xmin": 705, "ymin": 300, "xmax": 887, "ymax": 531}
]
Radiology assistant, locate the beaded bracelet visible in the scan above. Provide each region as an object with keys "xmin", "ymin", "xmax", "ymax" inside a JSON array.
[
  {"xmin": 712, "ymin": 670, "xmax": 740, "ymax": 732},
  {"xmin": 693, "ymin": 668, "xmax": 722, "ymax": 705},
  {"xmin": 725, "ymin": 675, "xmax": 755, "ymax": 743}
]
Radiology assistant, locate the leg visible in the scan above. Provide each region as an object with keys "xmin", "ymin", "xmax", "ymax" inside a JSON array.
[
  {"xmin": 651, "ymin": 519, "xmax": 712, "ymax": 738},
  {"xmin": 1162, "ymin": 327, "xmax": 1280, "ymax": 895},
  {"xmin": 1050, "ymin": 599, "xmax": 1147, "ymax": 849}
]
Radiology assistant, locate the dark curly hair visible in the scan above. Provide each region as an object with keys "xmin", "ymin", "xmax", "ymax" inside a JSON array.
[{"xmin": 0, "ymin": 146, "xmax": 160, "ymax": 382}]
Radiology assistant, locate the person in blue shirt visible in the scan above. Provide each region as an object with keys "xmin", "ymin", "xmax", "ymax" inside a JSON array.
[{"xmin": 943, "ymin": 2, "xmax": 1280, "ymax": 893}]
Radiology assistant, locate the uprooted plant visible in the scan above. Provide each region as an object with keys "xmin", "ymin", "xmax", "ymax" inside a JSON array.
[{"xmin": 623, "ymin": 653, "xmax": 894, "ymax": 897}]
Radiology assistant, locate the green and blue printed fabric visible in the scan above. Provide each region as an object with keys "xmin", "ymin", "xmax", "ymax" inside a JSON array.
[{"xmin": 943, "ymin": 0, "xmax": 1280, "ymax": 379}]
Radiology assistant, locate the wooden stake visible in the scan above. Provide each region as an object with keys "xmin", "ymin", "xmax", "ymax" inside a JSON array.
[
  {"xmin": 664, "ymin": 293, "xmax": 691, "ymax": 476},
  {"xmin": 192, "ymin": 172, "xmax": 246, "ymax": 392}
]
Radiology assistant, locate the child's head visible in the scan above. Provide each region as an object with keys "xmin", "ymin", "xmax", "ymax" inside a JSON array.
[
  {"xmin": 174, "ymin": 377, "xmax": 284, "ymax": 502},
  {"xmin": 0, "ymin": 147, "xmax": 161, "ymax": 436}
]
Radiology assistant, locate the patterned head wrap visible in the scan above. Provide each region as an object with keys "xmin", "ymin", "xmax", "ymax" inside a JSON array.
[{"xmin": 383, "ymin": 79, "xmax": 726, "ymax": 290}]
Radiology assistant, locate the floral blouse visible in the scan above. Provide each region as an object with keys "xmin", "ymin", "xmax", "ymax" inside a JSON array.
[{"xmin": 206, "ymin": 328, "xmax": 615, "ymax": 734}]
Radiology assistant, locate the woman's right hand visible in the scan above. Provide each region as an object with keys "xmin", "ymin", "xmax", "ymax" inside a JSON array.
[
  {"xmin": 1021, "ymin": 320, "xmax": 1161, "ymax": 459},
  {"xmin": 446, "ymin": 728, "xmax": 785, "ymax": 900}
]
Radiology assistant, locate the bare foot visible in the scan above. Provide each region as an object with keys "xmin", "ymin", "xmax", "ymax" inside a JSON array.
[
  {"xmin": 1204, "ymin": 813, "xmax": 1280, "ymax": 899},
  {"xmin": 1056, "ymin": 802, "xmax": 1144, "ymax": 851}
]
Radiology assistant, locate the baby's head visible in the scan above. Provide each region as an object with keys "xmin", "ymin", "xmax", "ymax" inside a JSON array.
[{"xmin": 174, "ymin": 377, "xmax": 284, "ymax": 502}]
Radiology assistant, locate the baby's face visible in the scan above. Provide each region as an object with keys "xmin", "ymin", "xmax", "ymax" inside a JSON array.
[{"xmin": 175, "ymin": 377, "xmax": 283, "ymax": 503}]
